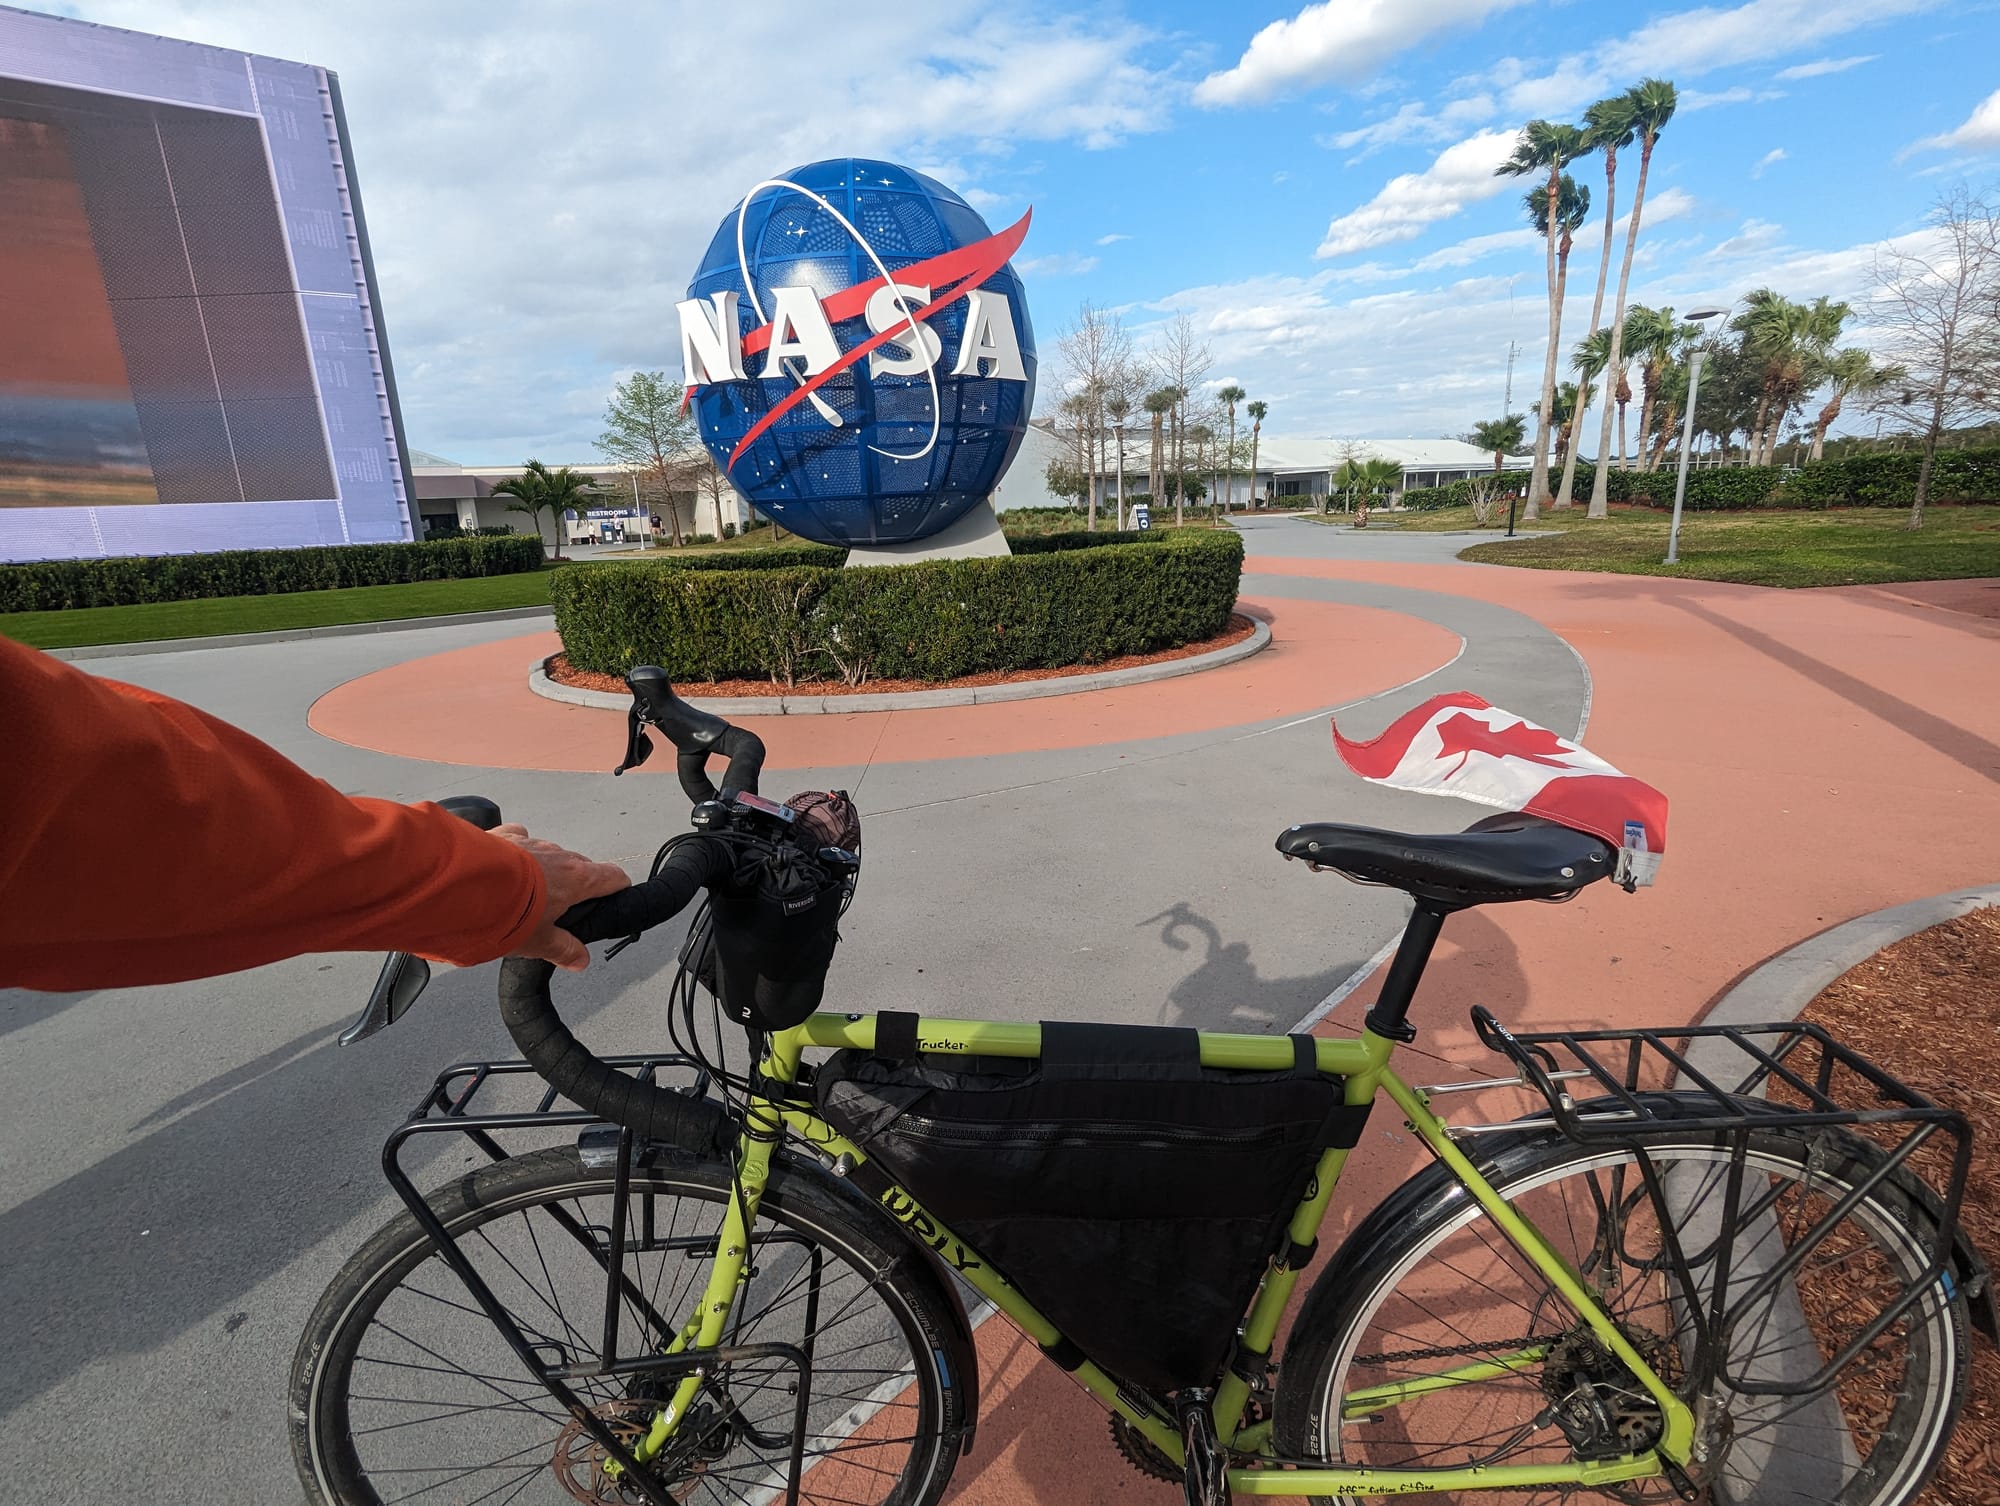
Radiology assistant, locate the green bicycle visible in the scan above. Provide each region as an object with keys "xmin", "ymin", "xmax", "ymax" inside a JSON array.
[{"xmin": 291, "ymin": 668, "xmax": 1991, "ymax": 1506}]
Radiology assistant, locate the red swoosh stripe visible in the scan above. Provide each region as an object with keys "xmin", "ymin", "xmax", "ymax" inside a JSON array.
[{"xmin": 706, "ymin": 209, "xmax": 1032, "ymax": 472}]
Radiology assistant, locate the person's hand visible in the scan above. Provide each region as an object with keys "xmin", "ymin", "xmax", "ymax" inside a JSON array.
[{"xmin": 492, "ymin": 824, "xmax": 629, "ymax": 971}]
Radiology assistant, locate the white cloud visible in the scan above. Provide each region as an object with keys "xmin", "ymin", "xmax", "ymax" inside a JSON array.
[
  {"xmin": 1643, "ymin": 186, "xmax": 1699, "ymax": 226},
  {"xmin": 1502, "ymin": 0, "xmax": 1936, "ymax": 119},
  {"xmin": 1904, "ymin": 88, "xmax": 2000, "ymax": 157},
  {"xmin": 1195, "ymin": 0, "xmax": 1528, "ymax": 107},
  {"xmin": 1776, "ymin": 53, "xmax": 1877, "ymax": 78},
  {"xmin": 1328, "ymin": 94, "xmax": 1497, "ymax": 157},
  {"xmin": 1751, "ymin": 147, "xmax": 1787, "ymax": 177},
  {"xmin": 1315, "ymin": 128, "xmax": 1520, "ymax": 258},
  {"xmin": 1017, "ymin": 252, "xmax": 1102, "ymax": 277},
  {"xmin": 1682, "ymin": 86, "xmax": 1753, "ymax": 110},
  {"xmin": 1712, "ymin": 218, "xmax": 1787, "ymax": 258},
  {"xmin": 1095, "ymin": 233, "xmax": 1133, "ymax": 245},
  {"xmin": 1412, "ymin": 227, "xmax": 1538, "ymax": 270}
]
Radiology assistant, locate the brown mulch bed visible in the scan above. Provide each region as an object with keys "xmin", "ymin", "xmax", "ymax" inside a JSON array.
[
  {"xmin": 548, "ymin": 612, "xmax": 1259, "ymax": 698},
  {"xmin": 1795, "ymin": 905, "xmax": 2000, "ymax": 1504}
]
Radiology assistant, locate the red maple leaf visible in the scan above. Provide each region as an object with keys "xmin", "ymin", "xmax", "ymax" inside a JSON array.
[{"xmin": 1434, "ymin": 713, "xmax": 1579, "ymax": 777}]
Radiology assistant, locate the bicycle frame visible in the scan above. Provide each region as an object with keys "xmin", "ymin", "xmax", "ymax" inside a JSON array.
[{"xmin": 619, "ymin": 1009, "xmax": 1699, "ymax": 1499}]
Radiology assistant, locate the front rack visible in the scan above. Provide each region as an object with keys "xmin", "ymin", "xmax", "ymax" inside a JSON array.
[
  {"xmin": 379, "ymin": 1056, "xmax": 816, "ymax": 1506},
  {"xmin": 1467, "ymin": 1005, "xmax": 1986, "ymax": 1399}
]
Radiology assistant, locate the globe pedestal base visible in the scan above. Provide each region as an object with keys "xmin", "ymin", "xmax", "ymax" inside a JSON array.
[{"xmin": 842, "ymin": 502, "xmax": 1012, "ymax": 567}]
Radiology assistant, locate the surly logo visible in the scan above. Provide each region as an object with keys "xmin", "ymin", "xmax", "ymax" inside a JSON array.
[{"xmin": 879, "ymin": 1188, "xmax": 982, "ymax": 1274}]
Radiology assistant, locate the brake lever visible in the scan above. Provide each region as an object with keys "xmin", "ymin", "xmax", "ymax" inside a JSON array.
[
  {"xmin": 613, "ymin": 705, "xmax": 653, "ymax": 777},
  {"xmin": 338, "ymin": 795, "xmax": 502, "ymax": 1046}
]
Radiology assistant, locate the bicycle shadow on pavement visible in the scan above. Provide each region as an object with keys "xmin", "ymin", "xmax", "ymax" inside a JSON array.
[{"xmin": 1141, "ymin": 902, "xmax": 1369, "ymax": 1034}]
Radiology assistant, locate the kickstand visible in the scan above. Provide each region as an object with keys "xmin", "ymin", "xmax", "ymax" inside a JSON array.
[{"xmin": 1177, "ymin": 1389, "xmax": 1230, "ymax": 1506}]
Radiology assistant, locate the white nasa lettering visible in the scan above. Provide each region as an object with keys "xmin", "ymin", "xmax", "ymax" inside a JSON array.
[
  {"xmin": 862, "ymin": 282, "xmax": 941, "ymax": 379},
  {"xmin": 676, "ymin": 291, "xmax": 746, "ymax": 384},
  {"xmin": 950, "ymin": 290, "xmax": 1027, "ymax": 381},
  {"xmin": 761, "ymin": 286, "xmax": 842, "ymax": 378}
]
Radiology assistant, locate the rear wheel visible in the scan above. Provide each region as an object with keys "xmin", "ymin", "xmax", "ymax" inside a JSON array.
[
  {"xmin": 291, "ymin": 1146, "xmax": 963, "ymax": 1506},
  {"xmin": 1275, "ymin": 1122, "xmax": 1969, "ymax": 1505}
]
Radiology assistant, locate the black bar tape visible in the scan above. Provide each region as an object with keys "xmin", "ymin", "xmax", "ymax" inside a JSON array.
[{"xmin": 498, "ymin": 957, "xmax": 730, "ymax": 1155}]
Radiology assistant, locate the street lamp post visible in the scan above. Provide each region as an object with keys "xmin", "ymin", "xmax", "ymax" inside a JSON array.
[
  {"xmin": 1666, "ymin": 308, "xmax": 1728, "ymax": 567},
  {"xmin": 1113, "ymin": 419, "xmax": 1127, "ymax": 530}
]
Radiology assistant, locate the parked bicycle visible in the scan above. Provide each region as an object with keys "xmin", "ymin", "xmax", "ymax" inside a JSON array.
[{"xmin": 292, "ymin": 668, "xmax": 1992, "ymax": 1505}]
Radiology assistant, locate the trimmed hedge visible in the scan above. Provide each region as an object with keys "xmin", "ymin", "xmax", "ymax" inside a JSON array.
[
  {"xmin": 1008, "ymin": 528, "xmax": 1164, "ymax": 553},
  {"xmin": 552, "ymin": 529, "xmax": 1245, "ymax": 685},
  {"xmin": 1777, "ymin": 449, "xmax": 2000, "ymax": 508},
  {"xmin": 0, "ymin": 535, "xmax": 546, "ymax": 614},
  {"xmin": 649, "ymin": 544, "xmax": 846, "ymax": 571}
]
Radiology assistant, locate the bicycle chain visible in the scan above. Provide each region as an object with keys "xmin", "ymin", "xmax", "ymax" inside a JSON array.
[{"xmin": 1354, "ymin": 1334, "xmax": 1544, "ymax": 1367}]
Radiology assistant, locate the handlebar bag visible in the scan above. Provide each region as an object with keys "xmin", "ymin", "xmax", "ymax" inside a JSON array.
[{"xmin": 815, "ymin": 1021, "xmax": 1369, "ymax": 1393}]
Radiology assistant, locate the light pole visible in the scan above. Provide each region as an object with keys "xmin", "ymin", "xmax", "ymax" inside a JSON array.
[
  {"xmin": 1113, "ymin": 418, "xmax": 1127, "ymax": 530},
  {"xmin": 1666, "ymin": 308, "xmax": 1727, "ymax": 566}
]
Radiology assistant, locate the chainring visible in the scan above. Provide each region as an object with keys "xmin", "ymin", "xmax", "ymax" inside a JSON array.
[{"xmin": 1110, "ymin": 1413, "xmax": 1182, "ymax": 1483}]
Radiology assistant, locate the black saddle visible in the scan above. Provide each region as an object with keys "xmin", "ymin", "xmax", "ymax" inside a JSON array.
[{"xmin": 1276, "ymin": 812, "xmax": 1615, "ymax": 908}]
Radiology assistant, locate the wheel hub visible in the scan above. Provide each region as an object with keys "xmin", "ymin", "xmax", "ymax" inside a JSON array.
[{"xmin": 1540, "ymin": 1329, "xmax": 1668, "ymax": 1461}]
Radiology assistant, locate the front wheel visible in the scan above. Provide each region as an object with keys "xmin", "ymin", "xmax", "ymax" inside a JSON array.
[
  {"xmin": 1275, "ymin": 1120, "xmax": 1970, "ymax": 1505},
  {"xmin": 290, "ymin": 1146, "xmax": 965, "ymax": 1506}
]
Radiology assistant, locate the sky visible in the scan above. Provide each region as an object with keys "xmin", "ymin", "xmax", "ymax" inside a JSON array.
[{"xmin": 42, "ymin": 0, "xmax": 2000, "ymax": 460}]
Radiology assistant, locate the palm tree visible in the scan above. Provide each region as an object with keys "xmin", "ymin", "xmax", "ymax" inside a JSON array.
[
  {"xmin": 1246, "ymin": 399, "xmax": 1268, "ymax": 509},
  {"xmin": 1187, "ymin": 423, "xmax": 1215, "ymax": 516},
  {"xmin": 1620, "ymin": 305, "xmax": 1678, "ymax": 472},
  {"xmin": 1360, "ymin": 456, "xmax": 1402, "ymax": 508},
  {"xmin": 493, "ymin": 459, "xmax": 599, "ymax": 559},
  {"xmin": 1217, "ymin": 385, "xmax": 1247, "ymax": 511},
  {"xmin": 1105, "ymin": 390, "xmax": 1132, "ymax": 526},
  {"xmin": 1559, "ymin": 93, "xmax": 1639, "ymax": 510},
  {"xmin": 1525, "ymin": 172, "xmax": 1590, "ymax": 465},
  {"xmin": 1733, "ymin": 292, "xmax": 1848, "ymax": 465},
  {"xmin": 1497, "ymin": 119, "xmax": 1589, "ymax": 520},
  {"xmin": 1586, "ymin": 78, "xmax": 1677, "ymax": 518},
  {"xmin": 1552, "ymin": 380, "xmax": 1591, "ymax": 466},
  {"xmin": 1809, "ymin": 350, "xmax": 1902, "ymax": 460},
  {"xmin": 1144, "ymin": 387, "xmax": 1176, "ymax": 518},
  {"xmin": 1331, "ymin": 456, "xmax": 1364, "ymax": 514},
  {"xmin": 1469, "ymin": 414, "xmax": 1527, "ymax": 473}
]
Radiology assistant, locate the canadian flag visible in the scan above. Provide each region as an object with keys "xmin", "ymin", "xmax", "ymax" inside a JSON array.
[{"xmin": 1333, "ymin": 692, "xmax": 1668, "ymax": 886}]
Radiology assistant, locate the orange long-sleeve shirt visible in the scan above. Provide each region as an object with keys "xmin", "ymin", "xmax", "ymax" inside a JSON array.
[{"xmin": 0, "ymin": 635, "xmax": 545, "ymax": 990}]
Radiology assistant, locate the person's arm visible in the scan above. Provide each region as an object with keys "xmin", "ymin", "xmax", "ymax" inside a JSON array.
[{"xmin": 0, "ymin": 637, "xmax": 623, "ymax": 991}]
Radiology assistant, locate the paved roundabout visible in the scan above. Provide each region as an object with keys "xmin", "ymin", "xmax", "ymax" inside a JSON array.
[{"xmin": 5, "ymin": 516, "xmax": 1998, "ymax": 1504}]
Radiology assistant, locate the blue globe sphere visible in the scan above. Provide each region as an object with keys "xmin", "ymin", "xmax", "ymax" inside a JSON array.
[{"xmin": 686, "ymin": 159, "xmax": 1037, "ymax": 547}]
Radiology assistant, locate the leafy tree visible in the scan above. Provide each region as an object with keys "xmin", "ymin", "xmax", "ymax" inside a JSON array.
[
  {"xmin": 1044, "ymin": 457, "xmax": 1090, "ymax": 505},
  {"xmin": 1246, "ymin": 399, "xmax": 1268, "ymax": 507},
  {"xmin": 1217, "ymin": 384, "xmax": 1247, "ymax": 511},
  {"xmin": 1809, "ymin": 349, "xmax": 1902, "ymax": 461},
  {"xmin": 1497, "ymin": 120, "xmax": 1590, "ymax": 519},
  {"xmin": 1586, "ymin": 78, "xmax": 1676, "ymax": 518},
  {"xmin": 494, "ymin": 459, "xmax": 600, "ymax": 559},
  {"xmin": 1468, "ymin": 414, "xmax": 1527, "ymax": 472},
  {"xmin": 598, "ymin": 369, "xmax": 697, "ymax": 547}
]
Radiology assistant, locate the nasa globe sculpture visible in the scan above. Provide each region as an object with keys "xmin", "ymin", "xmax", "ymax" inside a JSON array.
[{"xmin": 678, "ymin": 159, "xmax": 1036, "ymax": 550}]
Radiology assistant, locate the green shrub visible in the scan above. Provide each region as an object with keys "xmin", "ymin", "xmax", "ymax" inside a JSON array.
[
  {"xmin": 651, "ymin": 544, "xmax": 845, "ymax": 571},
  {"xmin": 551, "ymin": 530, "xmax": 1245, "ymax": 685},
  {"xmin": 0, "ymin": 534, "xmax": 545, "ymax": 613},
  {"xmin": 1778, "ymin": 448, "xmax": 2000, "ymax": 508},
  {"xmin": 1007, "ymin": 529, "xmax": 1163, "ymax": 554}
]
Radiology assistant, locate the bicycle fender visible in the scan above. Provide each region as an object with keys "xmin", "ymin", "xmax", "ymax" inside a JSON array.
[{"xmin": 769, "ymin": 1145, "xmax": 984, "ymax": 1459}]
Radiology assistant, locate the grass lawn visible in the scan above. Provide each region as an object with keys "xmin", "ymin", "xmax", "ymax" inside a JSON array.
[
  {"xmin": 1298, "ymin": 504, "xmax": 1560, "ymax": 534},
  {"xmin": 1458, "ymin": 505, "xmax": 2000, "ymax": 587},
  {"xmin": 0, "ymin": 569, "xmax": 560, "ymax": 650}
]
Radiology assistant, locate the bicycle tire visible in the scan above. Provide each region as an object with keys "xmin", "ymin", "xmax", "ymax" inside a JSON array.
[
  {"xmin": 1274, "ymin": 1109, "xmax": 1970, "ymax": 1505},
  {"xmin": 290, "ymin": 1145, "xmax": 966, "ymax": 1506}
]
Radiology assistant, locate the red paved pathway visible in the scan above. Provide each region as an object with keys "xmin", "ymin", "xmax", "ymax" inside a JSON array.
[{"xmin": 306, "ymin": 595, "xmax": 1462, "ymax": 771}]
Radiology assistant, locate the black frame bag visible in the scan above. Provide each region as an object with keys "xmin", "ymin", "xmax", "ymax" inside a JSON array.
[{"xmin": 816, "ymin": 1020, "xmax": 1370, "ymax": 1393}]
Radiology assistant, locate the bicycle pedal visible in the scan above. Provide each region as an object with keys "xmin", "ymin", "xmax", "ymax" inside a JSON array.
[{"xmin": 1176, "ymin": 1390, "xmax": 1230, "ymax": 1506}]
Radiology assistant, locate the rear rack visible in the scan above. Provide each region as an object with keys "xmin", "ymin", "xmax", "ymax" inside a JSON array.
[
  {"xmin": 1467, "ymin": 1005, "xmax": 1985, "ymax": 1398},
  {"xmin": 376, "ymin": 1056, "xmax": 817, "ymax": 1506}
]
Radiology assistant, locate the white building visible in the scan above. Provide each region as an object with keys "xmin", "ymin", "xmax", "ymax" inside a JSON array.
[
  {"xmin": 1059, "ymin": 431, "xmax": 1531, "ymax": 507},
  {"xmin": 409, "ymin": 452, "xmax": 749, "ymax": 547}
]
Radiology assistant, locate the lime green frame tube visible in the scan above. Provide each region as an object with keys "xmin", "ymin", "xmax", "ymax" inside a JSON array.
[{"xmin": 621, "ymin": 1010, "xmax": 1693, "ymax": 1494}]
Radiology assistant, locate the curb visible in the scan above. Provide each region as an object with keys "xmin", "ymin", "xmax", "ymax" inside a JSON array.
[
  {"xmin": 528, "ymin": 616, "xmax": 1272, "ymax": 715},
  {"xmin": 43, "ymin": 605, "xmax": 555, "ymax": 661},
  {"xmin": 1699, "ymin": 883, "xmax": 2000, "ymax": 1031}
]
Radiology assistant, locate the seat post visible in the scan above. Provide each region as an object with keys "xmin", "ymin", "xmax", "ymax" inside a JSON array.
[{"xmin": 1363, "ymin": 902, "xmax": 1452, "ymax": 1043}]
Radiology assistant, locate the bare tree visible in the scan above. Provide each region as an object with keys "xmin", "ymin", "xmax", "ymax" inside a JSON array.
[
  {"xmin": 1149, "ymin": 311, "xmax": 1212, "ymax": 522},
  {"xmin": 1868, "ymin": 186, "xmax": 2000, "ymax": 529},
  {"xmin": 599, "ymin": 370, "xmax": 697, "ymax": 547},
  {"xmin": 1055, "ymin": 301, "xmax": 1133, "ymax": 530}
]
